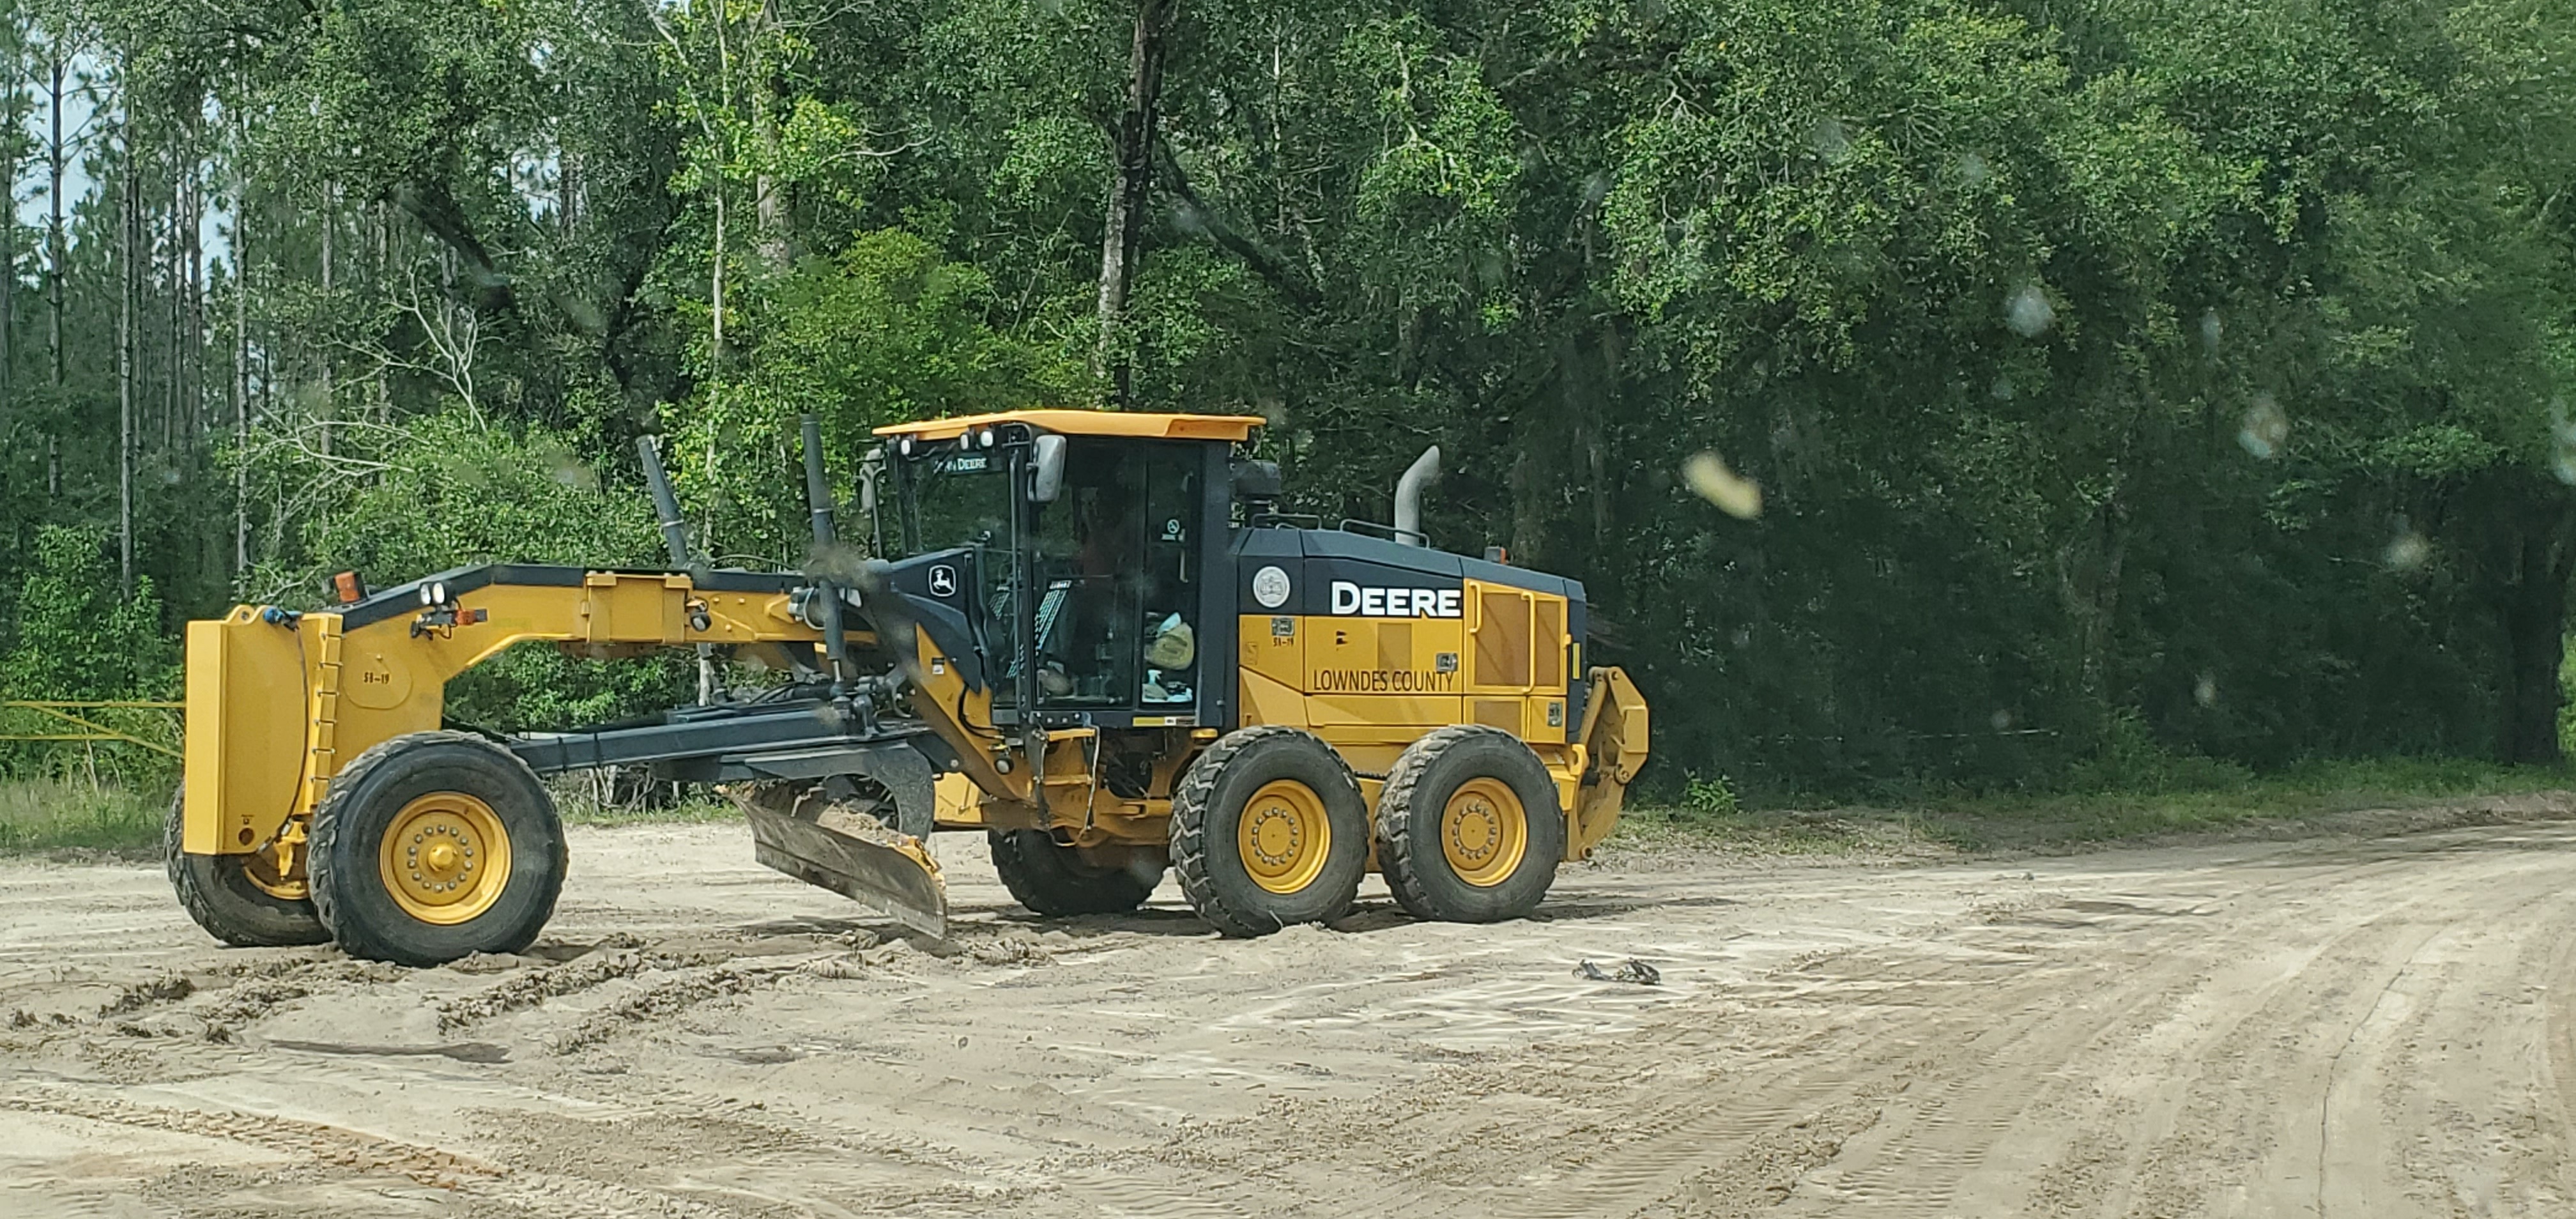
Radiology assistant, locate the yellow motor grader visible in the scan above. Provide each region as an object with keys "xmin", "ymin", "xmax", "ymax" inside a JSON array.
[{"xmin": 169, "ymin": 411, "xmax": 1648, "ymax": 964}]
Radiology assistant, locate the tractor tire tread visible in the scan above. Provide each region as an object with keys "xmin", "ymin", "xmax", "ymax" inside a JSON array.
[
  {"xmin": 1170, "ymin": 725, "xmax": 1367, "ymax": 937},
  {"xmin": 310, "ymin": 730, "xmax": 566, "ymax": 966},
  {"xmin": 164, "ymin": 790, "xmax": 331, "ymax": 947},
  {"xmin": 989, "ymin": 830, "xmax": 1160, "ymax": 916},
  {"xmin": 1377, "ymin": 725, "xmax": 1563, "ymax": 923}
]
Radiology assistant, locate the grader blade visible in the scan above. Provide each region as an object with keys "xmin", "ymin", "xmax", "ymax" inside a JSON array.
[{"xmin": 738, "ymin": 793, "xmax": 947, "ymax": 939}]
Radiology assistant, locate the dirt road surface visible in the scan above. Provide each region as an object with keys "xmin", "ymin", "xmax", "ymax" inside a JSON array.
[{"xmin": 7, "ymin": 811, "xmax": 2576, "ymax": 1218}]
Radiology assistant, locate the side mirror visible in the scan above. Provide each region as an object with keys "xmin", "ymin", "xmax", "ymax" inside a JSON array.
[
  {"xmin": 858, "ymin": 447, "xmax": 884, "ymax": 516},
  {"xmin": 1030, "ymin": 434, "xmax": 1068, "ymax": 503},
  {"xmin": 857, "ymin": 447, "xmax": 887, "ymax": 553}
]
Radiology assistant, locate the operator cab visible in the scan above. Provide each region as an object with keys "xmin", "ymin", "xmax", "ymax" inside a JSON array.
[{"xmin": 877, "ymin": 411, "xmax": 1253, "ymax": 731}]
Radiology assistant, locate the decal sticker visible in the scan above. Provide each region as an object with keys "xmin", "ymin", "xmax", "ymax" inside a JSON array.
[
  {"xmin": 1252, "ymin": 565, "xmax": 1293, "ymax": 609},
  {"xmin": 1328, "ymin": 580, "xmax": 1462, "ymax": 618},
  {"xmin": 1312, "ymin": 668, "xmax": 1460, "ymax": 693},
  {"xmin": 928, "ymin": 565, "xmax": 958, "ymax": 597}
]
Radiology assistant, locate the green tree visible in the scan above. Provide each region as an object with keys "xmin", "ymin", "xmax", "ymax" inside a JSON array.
[{"xmin": 0, "ymin": 523, "xmax": 176, "ymax": 698}]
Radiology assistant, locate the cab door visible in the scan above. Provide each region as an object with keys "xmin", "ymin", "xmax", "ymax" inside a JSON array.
[{"xmin": 1026, "ymin": 439, "xmax": 1203, "ymax": 716}]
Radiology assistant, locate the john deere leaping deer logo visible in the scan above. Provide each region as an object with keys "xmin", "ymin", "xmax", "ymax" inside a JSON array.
[{"xmin": 928, "ymin": 565, "xmax": 958, "ymax": 597}]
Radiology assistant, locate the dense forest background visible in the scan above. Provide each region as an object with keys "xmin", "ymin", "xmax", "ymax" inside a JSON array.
[{"xmin": 0, "ymin": 0, "xmax": 2570, "ymax": 800}]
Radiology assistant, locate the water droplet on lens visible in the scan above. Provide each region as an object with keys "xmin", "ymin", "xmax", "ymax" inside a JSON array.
[
  {"xmin": 2383, "ymin": 530, "xmax": 2431, "ymax": 571},
  {"xmin": 1682, "ymin": 451, "xmax": 1763, "ymax": 520},
  {"xmin": 806, "ymin": 541, "xmax": 871, "ymax": 585},
  {"xmin": 1810, "ymin": 118, "xmax": 1851, "ymax": 164},
  {"xmin": 2551, "ymin": 399, "xmax": 2576, "ymax": 485},
  {"xmin": 549, "ymin": 458, "xmax": 597, "ymax": 492},
  {"xmin": 2237, "ymin": 394, "xmax": 2288, "ymax": 459},
  {"xmin": 2005, "ymin": 285, "xmax": 2055, "ymax": 337}
]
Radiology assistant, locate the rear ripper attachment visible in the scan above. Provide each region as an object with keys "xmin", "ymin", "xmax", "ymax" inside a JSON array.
[{"xmin": 169, "ymin": 408, "xmax": 1648, "ymax": 964}]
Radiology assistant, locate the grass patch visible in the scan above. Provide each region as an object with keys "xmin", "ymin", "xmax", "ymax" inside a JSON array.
[
  {"xmin": 0, "ymin": 781, "xmax": 165, "ymax": 856},
  {"xmin": 551, "ymin": 783, "xmax": 740, "ymax": 829},
  {"xmin": 1620, "ymin": 756, "xmax": 2576, "ymax": 857},
  {"xmin": 0, "ymin": 778, "xmax": 743, "ymax": 859}
]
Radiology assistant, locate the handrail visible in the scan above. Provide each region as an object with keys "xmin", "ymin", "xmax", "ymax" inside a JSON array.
[
  {"xmin": 1335, "ymin": 518, "xmax": 1429, "ymax": 546},
  {"xmin": 0, "ymin": 700, "xmax": 184, "ymax": 759}
]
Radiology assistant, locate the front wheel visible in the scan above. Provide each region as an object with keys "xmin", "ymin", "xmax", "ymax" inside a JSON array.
[
  {"xmin": 1170, "ymin": 726, "xmax": 1370, "ymax": 937},
  {"xmin": 989, "ymin": 831, "xmax": 1163, "ymax": 916},
  {"xmin": 309, "ymin": 732, "xmax": 567, "ymax": 966},
  {"xmin": 165, "ymin": 792, "xmax": 331, "ymax": 947}
]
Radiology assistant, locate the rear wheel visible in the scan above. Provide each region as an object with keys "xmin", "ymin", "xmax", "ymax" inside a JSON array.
[
  {"xmin": 1376, "ymin": 726, "xmax": 1565, "ymax": 923},
  {"xmin": 1170, "ymin": 726, "xmax": 1368, "ymax": 937},
  {"xmin": 989, "ymin": 831, "xmax": 1163, "ymax": 916},
  {"xmin": 309, "ymin": 732, "xmax": 567, "ymax": 966},
  {"xmin": 165, "ymin": 792, "xmax": 330, "ymax": 947}
]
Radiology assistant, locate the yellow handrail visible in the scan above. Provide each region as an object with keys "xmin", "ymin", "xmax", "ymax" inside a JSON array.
[{"xmin": 0, "ymin": 700, "xmax": 184, "ymax": 760}]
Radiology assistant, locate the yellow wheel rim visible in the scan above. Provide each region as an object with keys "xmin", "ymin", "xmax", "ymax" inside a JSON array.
[
  {"xmin": 1440, "ymin": 778, "xmax": 1528, "ymax": 888},
  {"xmin": 1238, "ymin": 779, "xmax": 1333, "ymax": 895},
  {"xmin": 243, "ymin": 848, "xmax": 307, "ymax": 901},
  {"xmin": 378, "ymin": 793, "xmax": 513, "ymax": 925},
  {"xmin": 243, "ymin": 822, "xmax": 309, "ymax": 901}
]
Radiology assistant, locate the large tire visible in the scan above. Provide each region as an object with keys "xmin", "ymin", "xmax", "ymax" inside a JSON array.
[
  {"xmin": 1376, "ymin": 726, "xmax": 1565, "ymax": 923},
  {"xmin": 988, "ymin": 831, "xmax": 1162, "ymax": 916},
  {"xmin": 165, "ymin": 792, "xmax": 331, "ymax": 947},
  {"xmin": 1170, "ymin": 726, "xmax": 1369, "ymax": 937},
  {"xmin": 309, "ymin": 731, "xmax": 568, "ymax": 967}
]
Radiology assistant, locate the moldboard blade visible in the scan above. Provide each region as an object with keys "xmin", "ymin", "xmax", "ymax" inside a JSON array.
[{"xmin": 739, "ymin": 797, "xmax": 947, "ymax": 940}]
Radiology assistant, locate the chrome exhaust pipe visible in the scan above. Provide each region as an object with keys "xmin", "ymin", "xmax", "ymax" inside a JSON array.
[{"xmin": 1394, "ymin": 445, "xmax": 1440, "ymax": 546}]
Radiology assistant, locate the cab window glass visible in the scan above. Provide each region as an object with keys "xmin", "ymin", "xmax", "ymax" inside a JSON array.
[{"xmin": 1027, "ymin": 440, "xmax": 1198, "ymax": 707}]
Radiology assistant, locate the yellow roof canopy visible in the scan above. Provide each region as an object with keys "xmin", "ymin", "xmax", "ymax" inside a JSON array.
[{"xmin": 874, "ymin": 409, "xmax": 1262, "ymax": 443}]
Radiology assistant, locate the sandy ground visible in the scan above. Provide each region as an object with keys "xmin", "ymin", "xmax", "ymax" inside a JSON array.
[{"xmin": 6, "ymin": 812, "xmax": 2576, "ymax": 1218}]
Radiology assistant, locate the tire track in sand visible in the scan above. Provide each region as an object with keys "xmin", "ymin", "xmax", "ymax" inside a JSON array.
[{"xmin": 0, "ymin": 1091, "xmax": 500, "ymax": 1188}]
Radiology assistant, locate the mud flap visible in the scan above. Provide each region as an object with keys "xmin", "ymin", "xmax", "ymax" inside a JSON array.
[{"xmin": 735, "ymin": 787, "xmax": 947, "ymax": 939}]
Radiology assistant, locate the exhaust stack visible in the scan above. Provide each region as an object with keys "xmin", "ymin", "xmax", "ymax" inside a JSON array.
[
  {"xmin": 1394, "ymin": 445, "xmax": 1440, "ymax": 546},
  {"xmin": 637, "ymin": 436, "xmax": 718, "ymax": 703},
  {"xmin": 799, "ymin": 415, "xmax": 852, "ymax": 684},
  {"xmin": 635, "ymin": 436, "xmax": 696, "ymax": 568}
]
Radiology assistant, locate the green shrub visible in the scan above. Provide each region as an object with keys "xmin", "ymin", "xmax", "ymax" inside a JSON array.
[
  {"xmin": 1680, "ymin": 772, "xmax": 1740, "ymax": 817},
  {"xmin": 0, "ymin": 524, "xmax": 180, "ymax": 702},
  {"xmin": 0, "ymin": 525, "xmax": 183, "ymax": 786},
  {"xmin": 2066, "ymin": 710, "xmax": 2252, "ymax": 794},
  {"xmin": 0, "ymin": 780, "xmax": 164, "ymax": 855}
]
